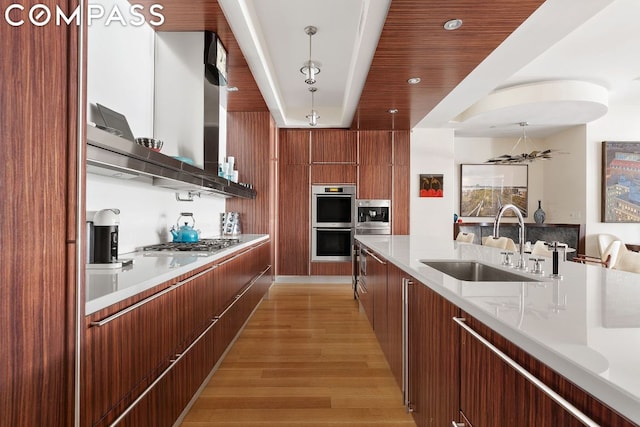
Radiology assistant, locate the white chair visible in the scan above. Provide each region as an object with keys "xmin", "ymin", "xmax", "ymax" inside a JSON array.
[
  {"xmin": 597, "ymin": 233, "xmax": 621, "ymax": 259},
  {"xmin": 456, "ymin": 232, "xmax": 475, "ymax": 243},
  {"xmin": 612, "ymin": 247, "xmax": 640, "ymax": 273},
  {"xmin": 531, "ymin": 240, "xmax": 551, "ymax": 257},
  {"xmin": 573, "ymin": 240, "xmax": 623, "ymax": 269},
  {"xmin": 483, "ymin": 236, "xmax": 517, "ymax": 251}
]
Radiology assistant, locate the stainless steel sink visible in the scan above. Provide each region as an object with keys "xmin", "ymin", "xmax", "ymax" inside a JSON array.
[{"xmin": 421, "ymin": 260, "xmax": 540, "ymax": 282}]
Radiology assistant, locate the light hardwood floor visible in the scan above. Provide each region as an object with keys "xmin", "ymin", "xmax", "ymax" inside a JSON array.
[{"xmin": 180, "ymin": 283, "xmax": 416, "ymax": 426}]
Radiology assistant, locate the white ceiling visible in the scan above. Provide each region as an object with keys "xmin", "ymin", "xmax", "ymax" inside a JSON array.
[{"xmin": 220, "ymin": 0, "xmax": 640, "ymax": 137}]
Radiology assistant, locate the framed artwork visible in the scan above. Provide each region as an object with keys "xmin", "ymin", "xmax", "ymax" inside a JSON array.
[
  {"xmin": 602, "ymin": 141, "xmax": 640, "ymax": 223},
  {"xmin": 460, "ymin": 164, "xmax": 528, "ymax": 217},
  {"xmin": 420, "ymin": 174, "xmax": 443, "ymax": 197}
]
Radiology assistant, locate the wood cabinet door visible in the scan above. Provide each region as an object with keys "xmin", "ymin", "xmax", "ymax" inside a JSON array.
[
  {"xmin": 459, "ymin": 316, "xmax": 635, "ymax": 427},
  {"xmin": 280, "ymin": 129, "xmax": 310, "ymax": 165},
  {"xmin": 277, "ymin": 163, "xmax": 309, "ymax": 275},
  {"xmin": 358, "ymin": 131, "xmax": 393, "ymax": 199},
  {"xmin": 369, "ymin": 250, "xmax": 389, "ymax": 355},
  {"xmin": 117, "ymin": 321, "xmax": 217, "ymax": 427},
  {"xmin": 385, "ymin": 264, "xmax": 405, "ymax": 388},
  {"xmin": 83, "ymin": 288, "xmax": 178, "ymax": 426},
  {"xmin": 407, "ymin": 280, "xmax": 460, "ymax": 427},
  {"xmin": 311, "ymin": 129, "xmax": 357, "ymax": 163}
]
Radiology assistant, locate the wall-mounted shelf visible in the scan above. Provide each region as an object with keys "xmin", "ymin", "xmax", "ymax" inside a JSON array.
[{"xmin": 86, "ymin": 125, "xmax": 256, "ymax": 200}]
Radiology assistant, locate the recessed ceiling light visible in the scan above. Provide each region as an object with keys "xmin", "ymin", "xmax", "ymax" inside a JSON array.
[
  {"xmin": 444, "ymin": 19, "xmax": 463, "ymax": 31},
  {"xmin": 226, "ymin": 86, "xmax": 239, "ymax": 92},
  {"xmin": 388, "ymin": 108, "xmax": 398, "ymax": 114},
  {"xmin": 407, "ymin": 77, "xmax": 421, "ymax": 85}
]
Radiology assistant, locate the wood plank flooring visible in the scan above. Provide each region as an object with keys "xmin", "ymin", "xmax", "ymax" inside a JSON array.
[{"xmin": 180, "ymin": 283, "xmax": 416, "ymax": 426}]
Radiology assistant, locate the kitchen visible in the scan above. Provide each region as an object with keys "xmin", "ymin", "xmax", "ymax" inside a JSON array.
[{"xmin": 3, "ymin": 0, "xmax": 640, "ymax": 426}]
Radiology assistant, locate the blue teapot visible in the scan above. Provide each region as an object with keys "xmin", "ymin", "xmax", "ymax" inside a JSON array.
[{"xmin": 170, "ymin": 213, "xmax": 199, "ymax": 243}]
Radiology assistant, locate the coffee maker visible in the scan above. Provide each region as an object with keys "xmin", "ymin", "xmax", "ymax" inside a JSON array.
[{"xmin": 87, "ymin": 208, "xmax": 121, "ymax": 268}]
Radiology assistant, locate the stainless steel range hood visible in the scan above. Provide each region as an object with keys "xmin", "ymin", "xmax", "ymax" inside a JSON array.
[{"xmin": 86, "ymin": 125, "xmax": 256, "ymax": 199}]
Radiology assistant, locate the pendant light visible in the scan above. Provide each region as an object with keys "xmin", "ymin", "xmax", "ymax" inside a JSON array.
[
  {"xmin": 300, "ymin": 26, "xmax": 320, "ymax": 85},
  {"xmin": 306, "ymin": 87, "xmax": 319, "ymax": 126},
  {"xmin": 486, "ymin": 122, "xmax": 562, "ymax": 164}
]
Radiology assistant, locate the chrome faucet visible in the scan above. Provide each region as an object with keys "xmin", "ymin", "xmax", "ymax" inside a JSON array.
[{"xmin": 493, "ymin": 204, "xmax": 527, "ymax": 270}]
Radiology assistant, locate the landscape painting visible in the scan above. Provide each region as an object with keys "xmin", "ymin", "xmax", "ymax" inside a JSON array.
[
  {"xmin": 602, "ymin": 141, "xmax": 640, "ymax": 223},
  {"xmin": 460, "ymin": 164, "xmax": 528, "ymax": 217}
]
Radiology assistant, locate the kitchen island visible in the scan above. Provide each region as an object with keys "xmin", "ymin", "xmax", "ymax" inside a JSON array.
[{"xmin": 356, "ymin": 234, "xmax": 640, "ymax": 425}]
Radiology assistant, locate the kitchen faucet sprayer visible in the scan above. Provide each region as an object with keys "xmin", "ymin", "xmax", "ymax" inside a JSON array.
[{"xmin": 493, "ymin": 204, "xmax": 527, "ymax": 270}]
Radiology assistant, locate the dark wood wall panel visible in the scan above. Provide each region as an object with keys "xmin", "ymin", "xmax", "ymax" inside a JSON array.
[
  {"xmin": 352, "ymin": 0, "xmax": 545, "ymax": 129},
  {"xmin": 1, "ymin": 0, "xmax": 79, "ymax": 424},
  {"xmin": 226, "ymin": 112, "xmax": 275, "ymax": 234},
  {"xmin": 311, "ymin": 164, "xmax": 357, "ymax": 184},
  {"xmin": 311, "ymin": 129, "xmax": 357, "ymax": 163},
  {"xmin": 393, "ymin": 131, "xmax": 410, "ymax": 234}
]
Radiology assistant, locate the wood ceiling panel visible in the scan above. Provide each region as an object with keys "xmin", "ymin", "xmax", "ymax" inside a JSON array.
[
  {"xmin": 352, "ymin": 0, "xmax": 545, "ymax": 130},
  {"xmin": 138, "ymin": 0, "xmax": 268, "ymax": 112}
]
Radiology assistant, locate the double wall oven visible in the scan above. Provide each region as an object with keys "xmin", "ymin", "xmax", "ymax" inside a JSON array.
[{"xmin": 311, "ymin": 185, "xmax": 356, "ymax": 262}]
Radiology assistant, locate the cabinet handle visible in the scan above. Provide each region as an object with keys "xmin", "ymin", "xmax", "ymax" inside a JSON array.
[
  {"xmin": 452, "ymin": 422, "xmax": 465, "ymax": 427},
  {"xmin": 452, "ymin": 317, "xmax": 598, "ymax": 427},
  {"xmin": 361, "ymin": 248, "xmax": 387, "ymax": 265},
  {"xmin": 90, "ymin": 266, "xmax": 217, "ymax": 327},
  {"xmin": 401, "ymin": 278, "xmax": 413, "ymax": 410},
  {"xmin": 109, "ymin": 316, "xmax": 219, "ymax": 426}
]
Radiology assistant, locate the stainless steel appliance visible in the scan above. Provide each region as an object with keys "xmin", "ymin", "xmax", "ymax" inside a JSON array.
[
  {"xmin": 87, "ymin": 208, "xmax": 125, "ymax": 269},
  {"xmin": 356, "ymin": 199, "xmax": 391, "ymax": 235},
  {"xmin": 142, "ymin": 238, "xmax": 240, "ymax": 254},
  {"xmin": 311, "ymin": 185, "xmax": 356, "ymax": 261}
]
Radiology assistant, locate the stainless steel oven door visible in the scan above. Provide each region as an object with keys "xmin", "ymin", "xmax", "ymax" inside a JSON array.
[
  {"xmin": 311, "ymin": 227, "xmax": 353, "ymax": 262},
  {"xmin": 312, "ymin": 185, "xmax": 356, "ymax": 228}
]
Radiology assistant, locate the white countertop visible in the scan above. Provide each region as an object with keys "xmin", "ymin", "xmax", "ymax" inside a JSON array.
[
  {"xmin": 356, "ymin": 234, "xmax": 640, "ymax": 424},
  {"xmin": 86, "ymin": 234, "xmax": 269, "ymax": 315}
]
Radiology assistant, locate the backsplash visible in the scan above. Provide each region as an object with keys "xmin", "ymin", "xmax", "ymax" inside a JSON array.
[{"xmin": 87, "ymin": 173, "xmax": 226, "ymax": 255}]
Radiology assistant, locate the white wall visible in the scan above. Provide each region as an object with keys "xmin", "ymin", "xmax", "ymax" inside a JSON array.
[
  {"xmin": 585, "ymin": 104, "xmax": 640, "ymax": 255},
  {"xmin": 154, "ymin": 32, "xmax": 205, "ymax": 166},
  {"xmin": 410, "ymin": 128, "xmax": 455, "ymax": 238},
  {"xmin": 87, "ymin": 174, "xmax": 226, "ymax": 255},
  {"xmin": 543, "ymin": 126, "xmax": 588, "ymax": 223},
  {"xmin": 86, "ymin": 0, "xmax": 155, "ymax": 137}
]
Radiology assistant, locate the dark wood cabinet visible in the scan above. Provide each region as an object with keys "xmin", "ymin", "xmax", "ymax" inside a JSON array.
[
  {"xmin": 458, "ymin": 315, "xmax": 637, "ymax": 427},
  {"xmin": 358, "ymin": 131, "xmax": 392, "ymax": 199},
  {"xmin": 407, "ymin": 278, "xmax": 460, "ymax": 426},
  {"xmin": 277, "ymin": 129, "xmax": 410, "ymax": 276},
  {"xmin": 83, "ymin": 241, "xmax": 272, "ymax": 426},
  {"xmin": 385, "ymin": 263, "xmax": 405, "ymax": 387},
  {"xmin": 278, "ymin": 130, "xmax": 310, "ymax": 275},
  {"xmin": 311, "ymin": 129, "xmax": 357, "ymax": 164}
]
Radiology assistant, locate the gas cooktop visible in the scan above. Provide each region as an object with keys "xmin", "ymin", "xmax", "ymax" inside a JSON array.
[{"xmin": 142, "ymin": 238, "xmax": 240, "ymax": 253}]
